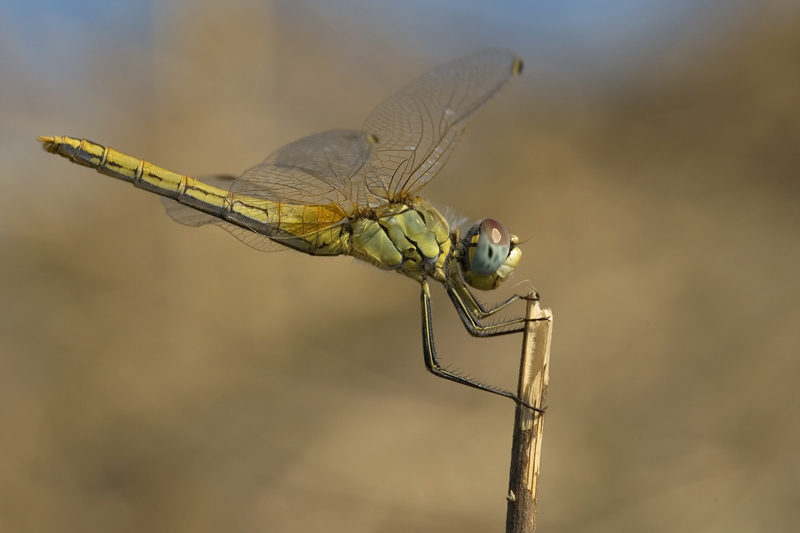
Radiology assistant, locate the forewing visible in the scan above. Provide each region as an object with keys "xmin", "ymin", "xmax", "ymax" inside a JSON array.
[
  {"xmin": 362, "ymin": 48, "xmax": 522, "ymax": 200},
  {"xmin": 229, "ymin": 130, "xmax": 378, "ymax": 211},
  {"xmin": 162, "ymin": 49, "xmax": 522, "ymax": 246}
]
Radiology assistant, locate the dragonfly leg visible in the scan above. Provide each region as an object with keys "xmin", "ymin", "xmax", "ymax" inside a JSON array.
[
  {"xmin": 420, "ymin": 281, "xmax": 545, "ymax": 413},
  {"xmin": 446, "ymin": 277, "xmax": 543, "ymax": 338},
  {"xmin": 452, "ymin": 274, "xmax": 537, "ymax": 318}
]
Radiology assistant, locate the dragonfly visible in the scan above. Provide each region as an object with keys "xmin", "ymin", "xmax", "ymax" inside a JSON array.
[{"xmin": 39, "ymin": 48, "xmax": 543, "ymax": 411}]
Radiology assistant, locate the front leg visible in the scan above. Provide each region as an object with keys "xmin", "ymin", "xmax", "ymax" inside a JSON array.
[
  {"xmin": 452, "ymin": 273, "xmax": 537, "ymax": 319},
  {"xmin": 446, "ymin": 277, "xmax": 540, "ymax": 338},
  {"xmin": 419, "ymin": 280, "xmax": 544, "ymax": 413}
]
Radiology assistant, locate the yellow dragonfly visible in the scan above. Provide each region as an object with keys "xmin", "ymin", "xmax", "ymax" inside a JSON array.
[{"xmin": 39, "ymin": 48, "xmax": 542, "ymax": 411}]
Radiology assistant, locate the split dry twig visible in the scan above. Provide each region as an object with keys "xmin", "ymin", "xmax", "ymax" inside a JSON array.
[{"xmin": 506, "ymin": 295, "xmax": 552, "ymax": 533}]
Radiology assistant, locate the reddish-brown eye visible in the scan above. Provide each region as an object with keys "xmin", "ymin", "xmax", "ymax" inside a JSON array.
[
  {"xmin": 471, "ymin": 219, "xmax": 511, "ymax": 276},
  {"xmin": 481, "ymin": 218, "xmax": 510, "ymax": 247}
]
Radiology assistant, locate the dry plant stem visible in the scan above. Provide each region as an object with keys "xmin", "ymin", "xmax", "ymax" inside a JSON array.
[{"xmin": 506, "ymin": 295, "xmax": 552, "ymax": 533}]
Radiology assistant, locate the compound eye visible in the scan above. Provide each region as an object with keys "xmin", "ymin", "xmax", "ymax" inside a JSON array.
[{"xmin": 470, "ymin": 219, "xmax": 511, "ymax": 276}]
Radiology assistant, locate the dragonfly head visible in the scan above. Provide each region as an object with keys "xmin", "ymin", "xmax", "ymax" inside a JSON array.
[{"xmin": 459, "ymin": 219, "xmax": 522, "ymax": 291}]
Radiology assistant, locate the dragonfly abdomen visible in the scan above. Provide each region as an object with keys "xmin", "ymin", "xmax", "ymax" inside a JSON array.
[
  {"xmin": 39, "ymin": 136, "xmax": 231, "ymax": 217},
  {"xmin": 224, "ymin": 197, "xmax": 348, "ymax": 256},
  {"xmin": 39, "ymin": 136, "xmax": 350, "ymax": 256}
]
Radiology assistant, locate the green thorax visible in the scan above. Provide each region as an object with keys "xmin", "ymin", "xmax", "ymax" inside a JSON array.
[{"xmin": 346, "ymin": 197, "xmax": 452, "ymax": 282}]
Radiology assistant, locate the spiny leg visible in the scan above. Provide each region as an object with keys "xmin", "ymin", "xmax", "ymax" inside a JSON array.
[
  {"xmin": 450, "ymin": 272, "xmax": 538, "ymax": 319},
  {"xmin": 446, "ymin": 284, "xmax": 527, "ymax": 337},
  {"xmin": 419, "ymin": 280, "xmax": 545, "ymax": 413},
  {"xmin": 446, "ymin": 276, "xmax": 540, "ymax": 338}
]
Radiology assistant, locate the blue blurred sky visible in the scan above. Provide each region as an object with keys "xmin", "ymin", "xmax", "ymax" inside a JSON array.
[{"xmin": 2, "ymin": 0, "xmax": 771, "ymax": 86}]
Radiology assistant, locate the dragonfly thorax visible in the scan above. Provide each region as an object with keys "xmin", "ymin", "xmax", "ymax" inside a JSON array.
[{"xmin": 346, "ymin": 198, "xmax": 452, "ymax": 281}]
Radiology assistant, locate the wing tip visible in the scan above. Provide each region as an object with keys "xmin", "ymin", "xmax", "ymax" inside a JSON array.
[{"xmin": 512, "ymin": 56, "xmax": 524, "ymax": 76}]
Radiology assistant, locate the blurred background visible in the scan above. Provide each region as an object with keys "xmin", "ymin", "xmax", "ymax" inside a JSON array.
[{"xmin": 1, "ymin": 0, "xmax": 799, "ymax": 531}]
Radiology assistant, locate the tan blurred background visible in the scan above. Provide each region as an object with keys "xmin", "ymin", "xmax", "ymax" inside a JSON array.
[{"xmin": 2, "ymin": 0, "xmax": 799, "ymax": 531}]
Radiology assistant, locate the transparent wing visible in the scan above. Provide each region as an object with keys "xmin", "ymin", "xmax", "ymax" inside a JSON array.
[
  {"xmin": 229, "ymin": 130, "xmax": 379, "ymax": 212},
  {"xmin": 170, "ymin": 49, "xmax": 521, "ymax": 219},
  {"xmin": 363, "ymin": 48, "xmax": 522, "ymax": 200}
]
